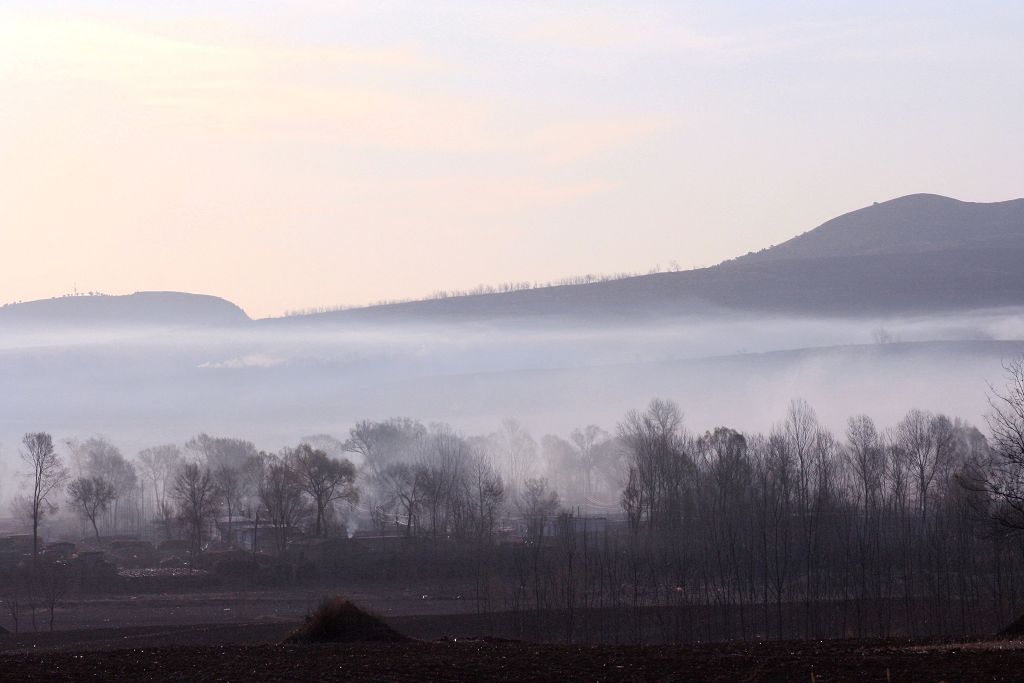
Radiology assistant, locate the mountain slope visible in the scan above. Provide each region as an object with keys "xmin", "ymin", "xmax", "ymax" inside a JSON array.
[{"xmin": 270, "ymin": 194, "xmax": 1024, "ymax": 323}]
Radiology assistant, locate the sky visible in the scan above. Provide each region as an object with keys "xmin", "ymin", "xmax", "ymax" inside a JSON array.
[{"xmin": 1, "ymin": 1, "xmax": 1022, "ymax": 318}]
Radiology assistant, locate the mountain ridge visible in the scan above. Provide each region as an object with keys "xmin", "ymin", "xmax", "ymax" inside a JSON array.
[{"xmin": 4, "ymin": 193, "xmax": 1022, "ymax": 326}]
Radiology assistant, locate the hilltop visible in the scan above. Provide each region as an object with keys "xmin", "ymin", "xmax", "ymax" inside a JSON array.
[{"xmin": 735, "ymin": 193, "xmax": 1024, "ymax": 263}]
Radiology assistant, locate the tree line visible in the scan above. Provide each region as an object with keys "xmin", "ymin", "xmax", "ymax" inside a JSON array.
[{"xmin": 10, "ymin": 360, "xmax": 1024, "ymax": 641}]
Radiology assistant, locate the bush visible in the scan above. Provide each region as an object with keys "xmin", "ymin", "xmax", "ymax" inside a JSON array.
[{"xmin": 284, "ymin": 597, "xmax": 407, "ymax": 644}]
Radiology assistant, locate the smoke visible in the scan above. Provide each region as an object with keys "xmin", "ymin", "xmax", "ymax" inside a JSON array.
[
  {"xmin": 199, "ymin": 354, "xmax": 288, "ymax": 369},
  {"xmin": 345, "ymin": 516, "xmax": 359, "ymax": 539}
]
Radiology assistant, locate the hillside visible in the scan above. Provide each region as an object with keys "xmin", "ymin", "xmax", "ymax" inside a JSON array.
[
  {"xmin": 4, "ymin": 194, "xmax": 1022, "ymax": 328},
  {"xmin": 271, "ymin": 194, "xmax": 1024, "ymax": 323},
  {"xmin": 735, "ymin": 193, "xmax": 1024, "ymax": 263},
  {"xmin": 0, "ymin": 291, "xmax": 250, "ymax": 328}
]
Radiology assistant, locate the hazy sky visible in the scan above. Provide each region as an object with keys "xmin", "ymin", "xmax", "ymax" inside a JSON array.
[{"xmin": 2, "ymin": 1, "xmax": 1022, "ymax": 318}]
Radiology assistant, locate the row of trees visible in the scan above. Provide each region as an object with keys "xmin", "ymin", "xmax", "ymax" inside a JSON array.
[
  {"xmin": 10, "ymin": 434, "xmax": 359, "ymax": 561},
  {"xmin": 12, "ymin": 360, "xmax": 1024, "ymax": 641},
  {"xmin": 9, "ymin": 416, "xmax": 619, "ymax": 556}
]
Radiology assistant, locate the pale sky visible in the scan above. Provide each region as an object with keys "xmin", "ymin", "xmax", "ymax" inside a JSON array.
[{"xmin": 2, "ymin": 1, "xmax": 1022, "ymax": 318}]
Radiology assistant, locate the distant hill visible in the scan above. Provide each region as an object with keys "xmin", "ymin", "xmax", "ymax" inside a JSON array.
[
  {"xmin": 0, "ymin": 291, "xmax": 250, "ymax": 328},
  {"xmin": 270, "ymin": 194, "xmax": 1024, "ymax": 323},
  {"xmin": 735, "ymin": 194, "xmax": 1024, "ymax": 263}
]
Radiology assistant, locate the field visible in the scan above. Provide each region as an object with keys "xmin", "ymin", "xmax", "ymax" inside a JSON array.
[
  {"xmin": 2, "ymin": 588, "xmax": 1024, "ymax": 680},
  {"xmin": 3, "ymin": 631, "xmax": 1024, "ymax": 681}
]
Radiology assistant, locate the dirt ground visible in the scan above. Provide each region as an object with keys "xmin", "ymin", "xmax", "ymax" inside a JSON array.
[
  {"xmin": 2, "ymin": 588, "xmax": 1024, "ymax": 680},
  {"xmin": 0, "ymin": 581, "xmax": 483, "ymax": 635},
  {"xmin": 2, "ymin": 636, "xmax": 1024, "ymax": 681}
]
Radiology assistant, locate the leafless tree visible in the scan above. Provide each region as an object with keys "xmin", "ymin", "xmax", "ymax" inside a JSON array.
[
  {"xmin": 378, "ymin": 461, "xmax": 426, "ymax": 535},
  {"xmin": 136, "ymin": 444, "xmax": 182, "ymax": 538},
  {"xmin": 518, "ymin": 478, "xmax": 560, "ymax": 543},
  {"xmin": 492, "ymin": 418, "xmax": 538, "ymax": 502},
  {"xmin": 289, "ymin": 444, "xmax": 358, "ymax": 537},
  {"xmin": 571, "ymin": 425, "xmax": 609, "ymax": 512},
  {"xmin": 19, "ymin": 432, "xmax": 68, "ymax": 561},
  {"xmin": 618, "ymin": 398, "xmax": 692, "ymax": 533},
  {"xmin": 171, "ymin": 462, "xmax": 220, "ymax": 559},
  {"xmin": 344, "ymin": 418, "xmax": 426, "ymax": 477},
  {"xmin": 963, "ymin": 358, "xmax": 1024, "ymax": 529},
  {"xmin": 76, "ymin": 437, "xmax": 136, "ymax": 533},
  {"xmin": 258, "ymin": 455, "xmax": 308, "ymax": 553},
  {"xmin": 67, "ymin": 476, "xmax": 116, "ymax": 540}
]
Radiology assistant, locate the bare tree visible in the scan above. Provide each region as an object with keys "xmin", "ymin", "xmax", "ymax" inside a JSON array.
[
  {"xmin": 618, "ymin": 398, "xmax": 692, "ymax": 533},
  {"xmin": 416, "ymin": 425, "xmax": 473, "ymax": 538},
  {"xmin": 137, "ymin": 444, "xmax": 182, "ymax": 538},
  {"xmin": 963, "ymin": 358, "xmax": 1024, "ymax": 529},
  {"xmin": 290, "ymin": 444, "xmax": 358, "ymax": 537},
  {"xmin": 171, "ymin": 462, "xmax": 220, "ymax": 560},
  {"xmin": 19, "ymin": 433, "xmax": 68, "ymax": 561},
  {"xmin": 67, "ymin": 476, "xmax": 116, "ymax": 540},
  {"xmin": 186, "ymin": 435, "xmax": 262, "ymax": 544},
  {"xmin": 78, "ymin": 437, "xmax": 137, "ymax": 533},
  {"xmin": 846, "ymin": 415, "xmax": 884, "ymax": 519},
  {"xmin": 571, "ymin": 425, "xmax": 609, "ymax": 512},
  {"xmin": 344, "ymin": 418, "xmax": 426, "ymax": 477},
  {"xmin": 518, "ymin": 477, "xmax": 560, "ymax": 543},
  {"xmin": 492, "ymin": 418, "xmax": 538, "ymax": 502},
  {"xmin": 379, "ymin": 461, "xmax": 426, "ymax": 535},
  {"xmin": 467, "ymin": 452, "xmax": 505, "ymax": 542},
  {"xmin": 258, "ymin": 455, "xmax": 307, "ymax": 553}
]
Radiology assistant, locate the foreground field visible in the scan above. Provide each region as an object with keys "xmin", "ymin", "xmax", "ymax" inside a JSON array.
[
  {"xmin": 2, "ymin": 589, "xmax": 1023, "ymax": 680},
  {"xmin": 3, "ymin": 636, "xmax": 1024, "ymax": 681}
]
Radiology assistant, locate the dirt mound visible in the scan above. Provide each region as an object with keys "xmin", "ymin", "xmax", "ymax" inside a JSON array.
[
  {"xmin": 283, "ymin": 597, "xmax": 407, "ymax": 645},
  {"xmin": 1000, "ymin": 613, "xmax": 1024, "ymax": 637}
]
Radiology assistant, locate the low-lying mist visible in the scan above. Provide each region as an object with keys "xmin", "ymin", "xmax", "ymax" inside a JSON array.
[{"xmin": 1, "ymin": 307, "xmax": 1022, "ymax": 482}]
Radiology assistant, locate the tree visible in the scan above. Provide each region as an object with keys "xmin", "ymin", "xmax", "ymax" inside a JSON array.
[
  {"xmin": 19, "ymin": 433, "xmax": 68, "ymax": 561},
  {"xmin": 964, "ymin": 357, "xmax": 1024, "ymax": 529},
  {"xmin": 186, "ymin": 434, "xmax": 259, "ymax": 472},
  {"xmin": 492, "ymin": 418, "xmax": 538, "ymax": 502},
  {"xmin": 67, "ymin": 476, "xmax": 116, "ymax": 540},
  {"xmin": 897, "ymin": 409, "xmax": 955, "ymax": 524},
  {"xmin": 290, "ymin": 444, "xmax": 358, "ymax": 537},
  {"xmin": 518, "ymin": 478, "xmax": 560, "ymax": 543},
  {"xmin": 570, "ymin": 425, "xmax": 609, "ymax": 510},
  {"xmin": 418, "ymin": 426, "xmax": 471, "ymax": 538},
  {"xmin": 258, "ymin": 455, "xmax": 307, "ymax": 553},
  {"xmin": 466, "ymin": 453, "xmax": 505, "ymax": 542},
  {"xmin": 617, "ymin": 398, "xmax": 692, "ymax": 533},
  {"xmin": 171, "ymin": 462, "xmax": 220, "ymax": 559},
  {"xmin": 846, "ymin": 415, "xmax": 884, "ymax": 519},
  {"xmin": 75, "ymin": 437, "xmax": 137, "ymax": 534},
  {"xmin": 378, "ymin": 462, "xmax": 426, "ymax": 535},
  {"xmin": 186, "ymin": 435, "xmax": 261, "ymax": 545},
  {"xmin": 136, "ymin": 444, "xmax": 182, "ymax": 538},
  {"xmin": 344, "ymin": 418, "xmax": 426, "ymax": 476}
]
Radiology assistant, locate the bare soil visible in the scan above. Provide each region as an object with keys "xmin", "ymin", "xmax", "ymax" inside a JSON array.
[
  {"xmin": 2, "ymin": 636, "xmax": 1024, "ymax": 681},
  {"xmin": 2, "ymin": 588, "xmax": 1022, "ymax": 680}
]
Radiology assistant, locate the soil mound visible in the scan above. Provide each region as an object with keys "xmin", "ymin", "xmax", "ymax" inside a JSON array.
[
  {"xmin": 1000, "ymin": 613, "xmax": 1024, "ymax": 637},
  {"xmin": 284, "ymin": 597, "xmax": 407, "ymax": 644}
]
